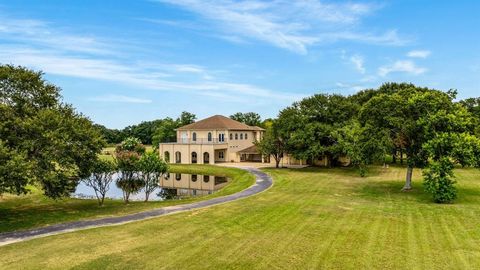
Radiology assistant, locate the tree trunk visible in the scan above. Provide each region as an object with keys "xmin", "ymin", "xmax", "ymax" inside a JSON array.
[
  {"xmin": 392, "ymin": 148, "xmax": 397, "ymax": 164},
  {"xmin": 275, "ymin": 157, "xmax": 280, "ymax": 168},
  {"xmin": 402, "ymin": 166, "xmax": 413, "ymax": 191},
  {"xmin": 400, "ymin": 150, "xmax": 404, "ymax": 165}
]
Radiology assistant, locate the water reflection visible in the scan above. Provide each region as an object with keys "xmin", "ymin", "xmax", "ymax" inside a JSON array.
[
  {"xmin": 160, "ymin": 173, "xmax": 229, "ymax": 197},
  {"xmin": 73, "ymin": 173, "xmax": 229, "ymax": 201}
]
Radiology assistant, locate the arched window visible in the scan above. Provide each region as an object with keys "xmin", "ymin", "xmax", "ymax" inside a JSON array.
[
  {"xmin": 164, "ymin": 151, "xmax": 170, "ymax": 163},
  {"xmin": 203, "ymin": 152, "xmax": 210, "ymax": 164},
  {"xmin": 192, "ymin": 132, "xmax": 197, "ymax": 142},
  {"xmin": 203, "ymin": 175, "xmax": 210, "ymax": 183},
  {"xmin": 191, "ymin": 174, "xmax": 197, "ymax": 182},
  {"xmin": 235, "ymin": 133, "xmax": 238, "ymax": 140},
  {"xmin": 191, "ymin": 152, "xmax": 197, "ymax": 164},
  {"xmin": 240, "ymin": 133, "xmax": 243, "ymax": 140},
  {"xmin": 164, "ymin": 172, "xmax": 170, "ymax": 180},
  {"xmin": 175, "ymin": 151, "xmax": 181, "ymax": 163},
  {"xmin": 229, "ymin": 133, "xmax": 233, "ymax": 140},
  {"xmin": 208, "ymin": 132, "xmax": 212, "ymax": 142},
  {"xmin": 245, "ymin": 133, "xmax": 248, "ymax": 140},
  {"xmin": 175, "ymin": 173, "xmax": 181, "ymax": 181}
]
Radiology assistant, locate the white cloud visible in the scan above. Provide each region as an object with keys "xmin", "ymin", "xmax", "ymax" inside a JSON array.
[
  {"xmin": 350, "ymin": 54, "xmax": 365, "ymax": 74},
  {"xmin": 378, "ymin": 60, "xmax": 427, "ymax": 77},
  {"xmin": 407, "ymin": 50, "xmax": 431, "ymax": 58},
  {"xmin": 0, "ymin": 15, "xmax": 303, "ymax": 102},
  {"xmin": 0, "ymin": 17, "xmax": 111, "ymax": 55},
  {"xmin": 90, "ymin": 95, "xmax": 152, "ymax": 104},
  {"xmin": 153, "ymin": 0, "xmax": 407, "ymax": 54}
]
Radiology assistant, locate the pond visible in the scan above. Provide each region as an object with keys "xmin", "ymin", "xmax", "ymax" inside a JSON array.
[{"xmin": 72, "ymin": 173, "xmax": 230, "ymax": 201}]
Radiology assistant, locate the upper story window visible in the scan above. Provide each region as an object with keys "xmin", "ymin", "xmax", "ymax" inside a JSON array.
[
  {"xmin": 192, "ymin": 132, "xmax": 197, "ymax": 141},
  {"xmin": 240, "ymin": 133, "xmax": 243, "ymax": 140},
  {"xmin": 218, "ymin": 133, "xmax": 224, "ymax": 142},
  {"xmin": 235, "ymin": 133, "xmax": 238, "ymax": 140},
  {"xmin": 208, "ymin": 132, "xmax": 212, "ymax": 142},
  {"xmin": 245, "ymin": 133, "xmax": 248, "ymax": 140},
  {"xmin": 229, "ymin": 133, "xmax": 233, "ymax": 140}
]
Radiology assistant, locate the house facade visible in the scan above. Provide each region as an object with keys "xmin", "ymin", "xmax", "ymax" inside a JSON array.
[
  {"xmin": 158, "ymin": 114, "xmax": 343, "ymax": 166},
  {"xmin": 159, "ymin": 115, "xmax": 268, "ymax": 164}
]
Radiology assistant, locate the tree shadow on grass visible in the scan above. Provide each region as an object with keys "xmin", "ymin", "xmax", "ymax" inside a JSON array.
[
  {"xmin": 358, "ymin": 180, "xmax": 480, "ymax": 205},
  {"xmin": 275, "ymin": 166, "xmax": 386, "ymax": 178},
  {"xmin": 357, "ymin": 180, "xmax": 432, "ymax": 204}
]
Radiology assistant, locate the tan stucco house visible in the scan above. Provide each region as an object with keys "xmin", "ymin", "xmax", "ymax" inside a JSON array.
[
  {"xmin": 158, "ymin": 114, "xmax": 343, "ymax": 166},
  {"xmin": 159, "ymin": 115, "xmax": 267, "ymax": 164}
]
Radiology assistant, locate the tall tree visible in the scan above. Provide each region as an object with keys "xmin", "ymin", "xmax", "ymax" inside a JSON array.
[
  {"xmin": 230, "ymin": 112, "xmax": 262, "ymax": 126},
  {"xmin": 177, "ymin": 111, "xmax": 196, "ymax": 126},
  {"xmin": 334, "ymin": 121, "xmax": 391, "ymax": 176},
  {"xmin": 359, "ymin": 83, "xmax": 471, "ymax": 191},
  {"xmin": 152, "ymin": 117, "xmax": 178, "ymax": 145},
  {"xmin": 277, "ymin": 94, "xmax": 357, "ymax": 166},
  {"xmin": 0, "ymin": 65, "xmax": 105, "ymax": 198}
]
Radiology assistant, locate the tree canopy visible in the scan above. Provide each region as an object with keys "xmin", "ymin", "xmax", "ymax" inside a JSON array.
[
  {"xmin": 0, "ymin": 64, "xmax": 105, "ymax": 198},
  {"xmin": 277, "ymin": 94, "xmax": 357, "ymax": 166},
  {"xmin": 230, "ymin": 112, "xmax": 262, "ymax": 127}
]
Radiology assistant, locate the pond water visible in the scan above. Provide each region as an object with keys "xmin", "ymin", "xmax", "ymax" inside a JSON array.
[{"xmin": 73, "ymin": 173, "xmax": 230, "ymax": 201}]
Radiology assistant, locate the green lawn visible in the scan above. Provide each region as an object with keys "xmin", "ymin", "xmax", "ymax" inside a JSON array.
[
  {"xmin": 0, "ymin": 165, "xmax": 254, "ymax": 233},
  {"xmin": 2, "ymin": 165, "xmax": 480, "ymax": 269}
]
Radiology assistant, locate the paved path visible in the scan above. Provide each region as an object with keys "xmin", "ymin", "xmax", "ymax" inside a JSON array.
[{"xmin": 0, "ymin": 167, "xmax": 272, "ymax": 247}]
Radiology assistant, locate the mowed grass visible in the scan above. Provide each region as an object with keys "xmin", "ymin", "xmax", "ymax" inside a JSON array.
[
  {"xmin": 0, "ymin": 165, "xmax": 254, "ymax": 233},
  {"xmin": 2, "ymin": 166, "xmax": 480, "ymax": 269}
]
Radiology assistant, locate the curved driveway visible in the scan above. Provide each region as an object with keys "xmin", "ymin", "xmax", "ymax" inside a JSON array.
[{"xmin": 0, "ymin": 167, "xmax": 272, "ymax": 246}]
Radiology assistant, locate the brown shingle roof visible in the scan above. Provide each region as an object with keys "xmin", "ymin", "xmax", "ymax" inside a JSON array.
[{"xmin": 177, "ymin": 115, "xmax": 264, "ymax": 131}]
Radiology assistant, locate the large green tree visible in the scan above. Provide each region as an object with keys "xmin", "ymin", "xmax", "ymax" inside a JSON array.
[
  {"xmin": 334, "ymin": 121, "xmax": 391, "ymax": 176},
  {"xmin": 152, "ymin": 117, "xmax": 178, "ymax": 145},
  {"xmin": 151, "ymin": 112, "xmax": 196, "ymax": 146},
  {"xmin": 359, "ymin": 83, "xmax": 476, "ymax": 192},
  {"xmin": 277, "ymin": 94, "xmax": 357, "ymax": 166},
  {"xmin": 0, "ymin": 65, "xmax": 105, "ymax": 198},
  {"xmin": 230, "ymin": 112, "xmax": 262, "ymax": 127}
]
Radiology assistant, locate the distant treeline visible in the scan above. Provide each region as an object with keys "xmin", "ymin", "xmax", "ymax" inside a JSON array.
[{"xmin": 95, "ymin": 111, "xmax": 271, "ymax": 146}]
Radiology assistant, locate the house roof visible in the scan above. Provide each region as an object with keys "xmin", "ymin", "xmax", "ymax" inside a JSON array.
[
  {"xmin": 177, "ymin": 115, "xmax": 265, "ymax": 131},
  {"xmin": 238, "ymin": 145, "xmax": 260, "ymax": 154}
]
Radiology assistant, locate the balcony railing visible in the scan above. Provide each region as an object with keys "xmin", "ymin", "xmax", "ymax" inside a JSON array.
[{"xmin": 161, "ymin": 138, "xmax": 227, "ymax": 144}]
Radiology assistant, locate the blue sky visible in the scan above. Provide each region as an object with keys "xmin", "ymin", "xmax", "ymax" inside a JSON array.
[{"xmin": 0, "ymin": 1, "xmax": 479, "ymax": 128}]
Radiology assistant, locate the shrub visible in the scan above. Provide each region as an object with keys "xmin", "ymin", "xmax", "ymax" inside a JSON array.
[{"xmin": 423, "ymin": 158, "xmax": 456, "ymax": 203}]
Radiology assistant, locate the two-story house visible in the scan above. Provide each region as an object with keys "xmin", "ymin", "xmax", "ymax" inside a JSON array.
[{"xmin": 159, "ymin": 115, "xmax": 266, "ymax": 164}]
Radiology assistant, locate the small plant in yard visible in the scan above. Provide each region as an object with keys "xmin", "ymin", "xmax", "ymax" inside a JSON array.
[{"xmin": 82, "ymin": 158, "xmax": 117, "ymax": 206}]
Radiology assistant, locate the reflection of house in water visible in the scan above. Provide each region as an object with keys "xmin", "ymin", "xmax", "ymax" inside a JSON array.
[{"xmin": 159, "ymin": 173, "xmax": 229, "ymax": 197}]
